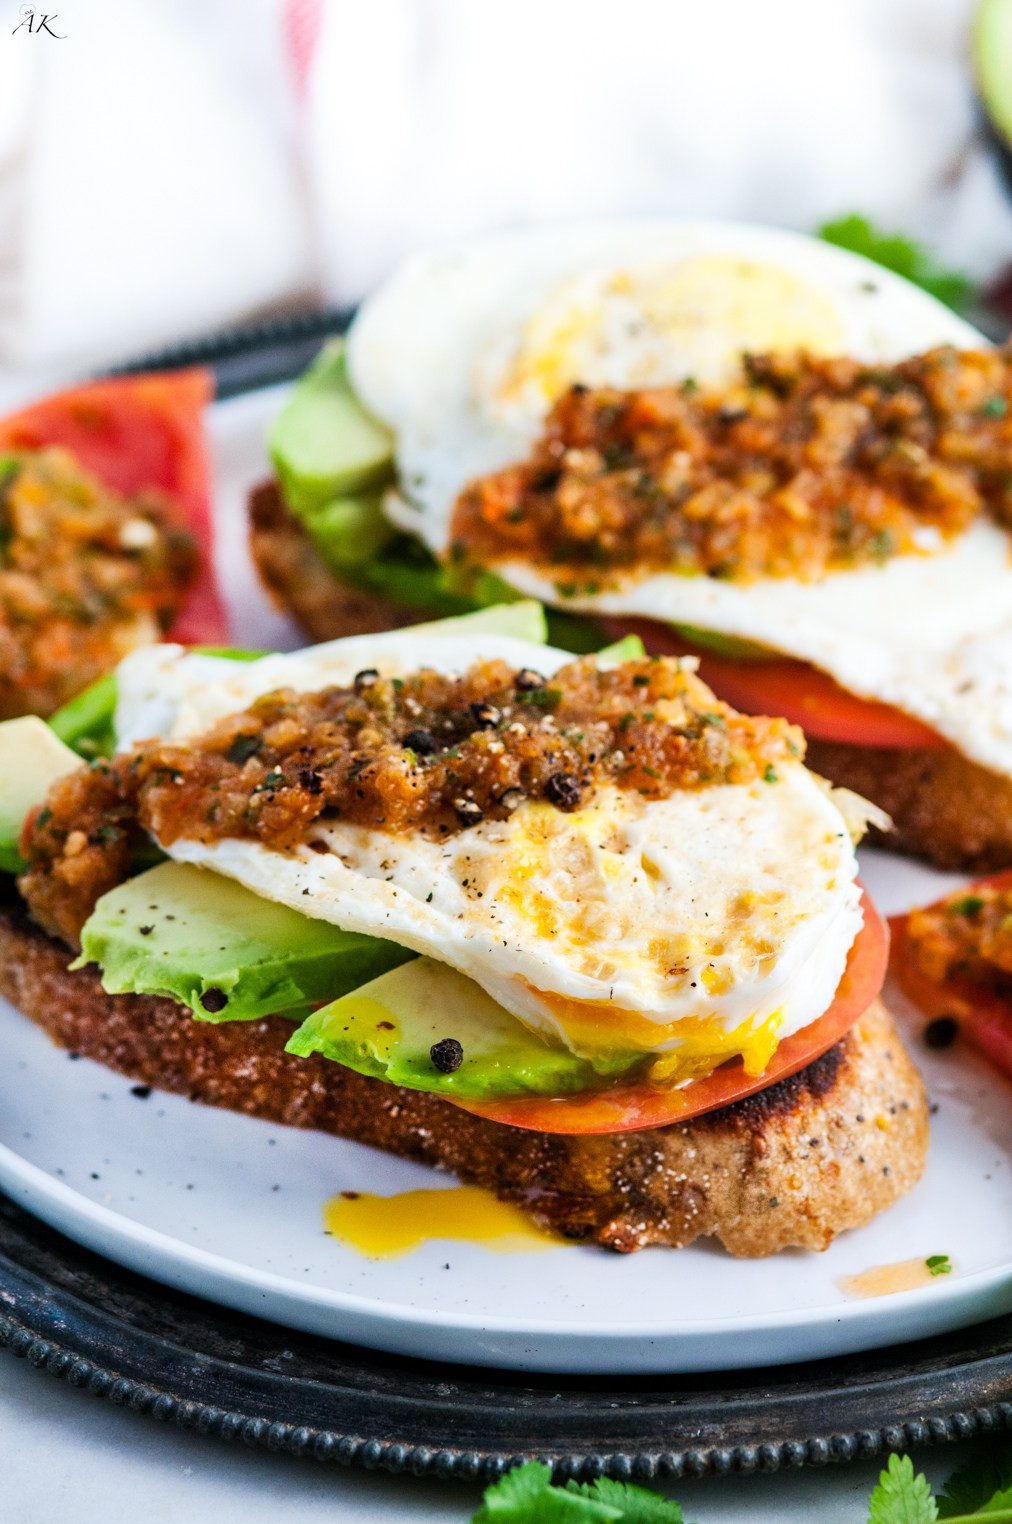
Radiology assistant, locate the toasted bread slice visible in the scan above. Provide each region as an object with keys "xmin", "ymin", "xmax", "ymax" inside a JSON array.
[
  {"xmin": 806, "ymin": 738, "xmax": 1012, "ymax": 873},
  {"xmin": 0, "ymin": 896, "xmax": 928, "ymax": 1256},
  {"xmin": 249, "ymin": 479, "xmax": 413, "ymax": 643}
]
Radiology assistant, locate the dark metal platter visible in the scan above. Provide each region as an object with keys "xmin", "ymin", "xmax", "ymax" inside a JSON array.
[
  {"xmin": 2, "ymin": 313, "xmax": 1009, "ymax": 1482},
  {"xmin": 103, "ymin": 304, "xmax": 354, "ymax": 395},
  {"xmin": 0, "ymin": 1192, "xmax": 1010, "ymax": 1483}
]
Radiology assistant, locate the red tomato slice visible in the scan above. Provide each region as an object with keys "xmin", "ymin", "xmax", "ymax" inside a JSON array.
[
  {"xmin": 453, "ymin": 890, "xmax": 888, "ymax": 1135},
  {"xmin": 890, "ymin": 874, "xmax": 1012, "ymax": 1084},
  {"xmin": 599, "ymin": 617, "xmax": 943, "ymax": 750},
  {"xmin": 0, "ymin": 369, "xmax": 227, "ymax": 645}
]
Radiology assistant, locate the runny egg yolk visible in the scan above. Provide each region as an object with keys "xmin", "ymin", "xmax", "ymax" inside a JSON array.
[
  {"xmin": 497, "ymin": 256, "xmax": 846, "ymax": 409},
  {"xmin": 527, "ymin": 986, "xmax": 785, "ymax": 1083}
]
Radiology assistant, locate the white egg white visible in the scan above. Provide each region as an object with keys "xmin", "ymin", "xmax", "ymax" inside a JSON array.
[
  {"xmin": 114, "ymin": 629, "xmax": 863, "ymax": 1069},
  {"xmin": 346, "ymin": 219, "xmax": 1012, "ymax": 778}
]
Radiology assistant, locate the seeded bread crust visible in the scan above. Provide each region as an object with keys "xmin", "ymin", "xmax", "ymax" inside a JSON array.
[
  {"xmin": 0, "ymin": 897, "xmax": 928, "ymax": 1256},
  {"xmin": 806, "ymin": 738, "xmax": 1012, "ymax": 873},
  {"xmin": 248, "ymin": 479, "xmax": 413, "ymax": 643}
]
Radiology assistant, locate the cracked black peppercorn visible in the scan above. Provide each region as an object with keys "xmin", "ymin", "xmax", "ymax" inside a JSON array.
[
  {"xmin": 353, "ymin": 668, "xmax": 379, "ymax": 694},
  {"xmin": 199, "ymin": 987, "xmax": 229, "ymax": 1014},
  {"xmin": 454, "ymin": 798, "xmax": 484, "ymax": 825},
  {"xmin": 514, "ymin": 667, "xmax": 545, "ymax": 691},
  {"xmin": 544, "ymin": 772, "xmax": 582, "ymax": 810},
  {"xmin": 430, "ymin": 1038, "xmax": 464, "ymax": 1073},
  {"xmin": 469, "ymin": 701, "xmax": 501, "ymax": 730},
  {"xmin": 404, "ymin": 728, "xmax": 436, "ymax": 756},
  {"xmin": 924, "ymin": 1015, "xmax": 959, "ymax": 1049}
]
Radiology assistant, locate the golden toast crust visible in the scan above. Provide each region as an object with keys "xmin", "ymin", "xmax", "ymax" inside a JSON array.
[{"xmin": 0, "ymin": 897, "xmax": 928, "ymax": 1255}]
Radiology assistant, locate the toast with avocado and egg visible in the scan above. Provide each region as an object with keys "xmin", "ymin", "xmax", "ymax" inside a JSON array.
[
  {"xmin": 0, "ymin": 603, "xmax": 928, "ymax": 1255},
  {"xmin": 251, "ymin": 220, "xmax": 1012, "ymax": 872}
]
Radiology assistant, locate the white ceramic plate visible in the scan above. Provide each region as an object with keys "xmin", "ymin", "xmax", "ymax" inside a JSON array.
[{"xmin": 0, "ymin": 388, "xmax": 1009, "ymax": 1375}]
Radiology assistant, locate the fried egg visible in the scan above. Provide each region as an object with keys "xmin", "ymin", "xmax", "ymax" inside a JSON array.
[
  {"xmin": 113, "ymin": 628, "xmax": 864, "ymax": 1080},
  {"xmin": 345, "ymin": 221, "xmax": 1012, "ymax": 779}
]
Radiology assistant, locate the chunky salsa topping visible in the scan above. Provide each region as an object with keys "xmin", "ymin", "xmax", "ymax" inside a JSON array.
[
  {"xmin": 452, "ymin": 345, "xmax": 1012, "ymax": 586},
  {"xmin": 19, "ymin": 654, "xmax": 800, "ymax": 946},
  {"xmin": 0, "ymin": 447, "xmax": 197, "ymax": 719},
  {"xmin": 903, "ymin": 883, "xmax": 1012, "ymax": 995}
]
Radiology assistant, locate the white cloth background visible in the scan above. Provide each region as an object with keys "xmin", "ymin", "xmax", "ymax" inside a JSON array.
[
  {"xmin": 0, "ymin": 0, "xmax": 314, "ymax": 387},
  {"xmin": 0, "ymin": 0, "xmax": 1010, "ymax": 389}
]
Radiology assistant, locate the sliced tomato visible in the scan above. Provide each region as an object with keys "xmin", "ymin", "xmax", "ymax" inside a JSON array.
[
  {"xmin": 599, "ymin": 617, "xmax": 943, "ymax": 750},
  {"xmin": 890, "ymin": 874, "xmax": 1012, "ymax": 1084},
  {"xmin": 453, "ymin": 890, "xmax": 888, "ymax": 1135},
  {"xmin": 0, "ymin": 369, "xmax": 227, "ymax": 645}
]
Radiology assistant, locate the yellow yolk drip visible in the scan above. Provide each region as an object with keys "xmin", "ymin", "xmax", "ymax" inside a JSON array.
[
  {"xmin": 323, "ymin": 1186, "xmax": 563, "ymax": 1259},
  {"xmin": 837, "ymin": 1258, "xmax": 952, "ymax": 1299},
  {"xmin": 528, "ymin": 987, "xmax": 785, "ymax": 1082}
]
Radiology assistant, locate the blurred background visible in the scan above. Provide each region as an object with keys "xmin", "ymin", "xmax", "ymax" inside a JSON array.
[{"xmin": 0, "ymin": 0, "xmax": 1009, "ymax": 394}]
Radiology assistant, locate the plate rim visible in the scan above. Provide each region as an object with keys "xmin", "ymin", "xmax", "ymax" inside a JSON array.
[
  {"xmin": 2, "ymin": 1132, "xmax": 1011, "ymax": 1375},
  {"xmin": 1, "ymin": 1188, "xmax": 1010, "ymax": 1484}
]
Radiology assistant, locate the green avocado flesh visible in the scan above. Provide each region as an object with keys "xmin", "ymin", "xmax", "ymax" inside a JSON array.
[
  {"xmin": 595, "ymin": 633, "xmax": 645, "ymax": 664},
  {"xmin": 975, "ymin": 0, "xmax": 1012, "ymax": 146},
  {"xmin": 0, "ymin": 717, "xmax": 81, "ymax": 873},
  {"xmin": 272, "ymin": 342, "xmax": 608, "ymax": 649},
  {"xmin": 286, "ymin": 956, "xmax": 641, "ymax": 1101},
  {"xmin": 409, "ymin": 599, "xmax": 548, "ymax": 643},
  {"xmin": 76, "ymin": 860, "xmax": 414, "ymax": 1024},
  {"xmin": 269, "ymin": 339, "xmax": 395, "ymax": 517}
]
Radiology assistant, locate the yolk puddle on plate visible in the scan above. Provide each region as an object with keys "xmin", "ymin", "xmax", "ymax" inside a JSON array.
[
  {"xmin": 323, "ymin": 1185, "xmax": 564, "ymax": 1259},
  {"xmin": 837, "ymin": 1257, "xmax": 950, "ymax": 1299}
]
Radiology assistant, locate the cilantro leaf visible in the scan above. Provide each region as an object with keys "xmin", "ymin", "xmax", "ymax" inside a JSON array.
[
  {"xmin": 566, "ymin": 1476, "xmax": 684, "ymax": 1521},
  {"xmin": 474, "ymin": 1461, "xmax": 620, "ymax": 1521},
  {"xmin": 972, "ymin": 1490, "xmax": 1012, "ymax": 1518},
  {"xmin": 939, "ymin": 1444, "xmax": 1012, "ymax": 1518},
  {"xmin": 818, "ymin": 215, "xmax": 973, "ymax": 314},
  {"xmin": 473, "ymin": 1462, "xmax": 685, "ymax": 1522},
  {"xmin": 868, "ymin": 1453, "xmax": 939, "ymax": 1523}
]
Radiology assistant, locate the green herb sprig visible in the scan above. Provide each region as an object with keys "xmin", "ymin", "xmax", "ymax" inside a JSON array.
[
  {"xmin": 468, "ymin": 1442, "xmax": 1012, "ymax": 1523},
  {"xmin": 817, "ymin": 215, "xmax": 973, "ymax": 314},
  {"xmin": 472, "ymin": 1461, "xmax": 684, "ymax": 1521}
]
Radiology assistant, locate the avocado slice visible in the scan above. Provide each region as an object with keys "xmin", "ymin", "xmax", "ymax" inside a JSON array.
[
  {"xmin": 75, "ymin": 860, "xmax": 414, "ymax": 1023},
  {"xmin": 595, "ymin": 633, "xmax": 645, "ymax": 664},
  {"xmin": 311, "ymin": 494, "xmax": 396, "ymax": 573},
  {"xmin": 317, "ymin": 529, "xmax": 605, "ymax": 650},
  {"xmin": 269, "ymin": 339, "xmax": 395, "ymax": 521},
  {"xmin": 286, "ymin": 956, "xmax": 641, "ymax": 1101},
  {"xmin": 408, "ymin": 598, "xmax": 547, "ymax": 643},
  {"xmin": 975, "ymin": 0, "xmax": 1012, "ymax": 193},
  {"xmin": 269, "ymin": 342, "xmax": 610, "ymax": 649},
  {"xmin": 0, "ymin": 717, "xmax": 82, "ymax": 873}
]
